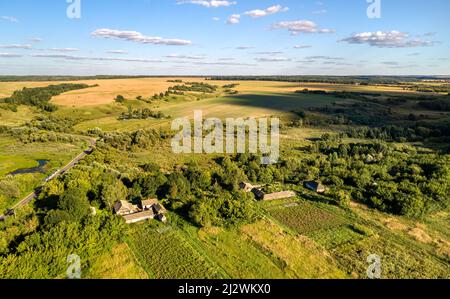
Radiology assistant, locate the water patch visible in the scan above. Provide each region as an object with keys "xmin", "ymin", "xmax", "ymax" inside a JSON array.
[{"xmin": 8, "ymin": 160, "xmax": 49, "ymax": 176}]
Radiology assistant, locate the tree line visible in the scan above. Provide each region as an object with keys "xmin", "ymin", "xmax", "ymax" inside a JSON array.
[{"xmin": 0, "ymin": 84, "xmax": 92, "ymax": 112}]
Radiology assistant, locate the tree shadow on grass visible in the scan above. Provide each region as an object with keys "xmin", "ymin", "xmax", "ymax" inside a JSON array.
[{"xmin": 221, "ymin": 92, "xmax": 339, "ymax": 113}]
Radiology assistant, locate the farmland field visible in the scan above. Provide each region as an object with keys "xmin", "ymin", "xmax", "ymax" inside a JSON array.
[
  {"xmin": 264, "ymin": 199, "xmax": 347, "ymax": 234},
  {"xmin": 241, "ymin": 220, "xmax": 347, "ymax": 278},
  {"xmin": 86, "ymin": 243, "xmax": 148, "ymax": 279},
  {"xmin": 0, "ymin": 77, "xmax": 207, "ymax": 106},
  {"xmin": 197, "ymin": 226, "xmax": 290, "ymax": 279},
  {"xmin": 127, "ymin": 221, "xmax": 224, "ymax": 279},
  {"xmin": 332, "ymin": 236, "xmax": 450, "ymax": 278}
]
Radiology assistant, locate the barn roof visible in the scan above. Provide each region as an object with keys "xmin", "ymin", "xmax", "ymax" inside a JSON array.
[
  {"xmin": 141, "ymin": 198, "xmax": 158, "ymax": 207},
  {"xmin": 113, "ymin": 200, "xmax": 134, "ymax": 213},
  {"xmin": 122, "ymin": 210, "xmax": 155, "ymax": 223}
]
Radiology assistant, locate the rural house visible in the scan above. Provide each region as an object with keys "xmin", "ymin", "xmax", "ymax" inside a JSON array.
[
  {"xmin": 113, "ymin": 200, "xmax": 139, "ymax": 216},
  {"xmin": 252, "ymin": 188, "xmax": 266, "ymax": 200},
  {"xmin": 156, "ymin": 213, "xmax": 167, "ymax": 223},
  {"xmin": 262, "ymin": 191, "xmax": 296, "ymax": 201},
  {"xmin": 240, "ymin": 182, "xmax": 296, "ymax": 201},
  {"xmin": 239, "ymin": 182, "xmax": 255, "ymax": 193},
  {"xmin": 153, "ymin": 202, "xmax": 167, "ymax": 214},
  {"xmin": 123, "ymin": 210, "xmax": 156, "ymax": 224},
  {"xmin": 113, "ymin": 198, "xmax": 168, "ymax": 224},
  {"xmin": 304, "ymin": 181, "xmax": 326, "ymax": 194},
  {"xmin": 141, "ymin": 198, "xmax": 158, "ymax": 211},
  {"xmin": 239, "ymin": 182, "xmax": 263, "ymax": 193}
]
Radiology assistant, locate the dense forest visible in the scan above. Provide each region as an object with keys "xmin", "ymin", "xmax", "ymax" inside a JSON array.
[{"xmin": 209, "ymin": 76, "xmax": 450, "ymax": 85}]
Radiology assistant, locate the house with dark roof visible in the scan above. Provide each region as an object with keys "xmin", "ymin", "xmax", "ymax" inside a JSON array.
[
  {"xmin": 239, "ymin": 181, "xmax": 296, "ymax": 201},
  {"xmin": 141, "ymin": 198, "xmax": 158, "ymax": 211},
  {"xmin": 239, "ymin": 182, "xmax": 255, "ymax": 193},
  {"xmin": 251, "ymin": 188, "xmax": 266, "ymax": 200},
  {"xmin": 304, "ymin": 181, "xmax": 326, "ymax": 193}
]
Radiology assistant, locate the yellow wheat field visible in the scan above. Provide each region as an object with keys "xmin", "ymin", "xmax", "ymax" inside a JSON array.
[
  {"xmin": 0, "ymin": 77, "xmax": 207, "ymax": 107},
  {"xmin": 0, "ymin": 78, "xmax": 417, "ymax": 108}
]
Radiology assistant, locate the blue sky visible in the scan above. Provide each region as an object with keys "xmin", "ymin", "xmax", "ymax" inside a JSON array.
[{"xmin": 0, "ymin": 0, "xmax": 449, "ymax": 76}]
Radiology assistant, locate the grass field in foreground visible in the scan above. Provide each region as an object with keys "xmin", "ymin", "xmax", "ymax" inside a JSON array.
[
  {"xmin": 197, "ymin": 226, "xmax": 290, "ymax": 279},
  {"xmin": 127, "ymin": 221, "xmax": 224, "ymax": 279},
  {"xmin": 241, "ymin": 220, "xmax": 347, "ymax": 278},
  {"xmin": 332, "ymin": 236, "xmax": 450, "ymax": 278},
  {"xmin": 86, "ymin": 243, "xmax": 148, "ymax": 279}
]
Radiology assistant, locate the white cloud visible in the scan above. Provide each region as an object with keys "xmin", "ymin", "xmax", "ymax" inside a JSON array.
[
  {"xmin": 271, "ymin": 20, "xmax": 334, "ymax": 35},
  {"xmin": 244, "ymin": 5, "xmax": 289, "ymax": 18},
  {"xmin": 29, "ymin": 38, "xmax": 43, "ymax": 43},
  {"xmin": 48, "ymin": 48, "xmax": 80, "ymax": 52},
  {"xmin": 166, "ymin": 54, "xmax": 205, "ymax": 59},
  {"xmin": 341, "ymin": 31, "xmax": 434, "ymax": 48},
  {"xmin": 294, "ymin": 45, "xmax": 312, "ymax": 49},
  {"xmin": 192, "ymin": 61, "xmax": 255, "ymax": 66},
  {"xmin": 91, "ymin": 29, "xmax": 192, "ymax": 46},
  {"xmin": 236, "ymin": 46, "xmax": 253, "ymax": 50},
  {"xmin": 253, "ymin": 51, "xmax": 284, "ymax": 55},
  {"xmin": 32, "ymin": 54, "xmax": 166, "ymax": 63},
  {"xmin": 305, "ymin": 56, "xmax": 344, "ymax": 61},
  {"xmin": 1, "ymin": 16, "xmax": 18, "ymax": 23},
  {"xmin": 106, "ymin": 50, "xmax": 128, "ymax": 54},
  {"xmin": 0, "ymin": 44, "xmax": 32, "ymax": 49},
  {"xmin": 212, "ymin": 17, "xmax": 220, "ymax": 21},
  {"xmin": 227, "ymin": 14, "xmax": 241, "ymax": 24},
  {"xmin": 318, "ymin": 28, "xmax": 334, "ymax": 33},
  {"xmin": 0, "ymin": 52, "xmax": 22, "ymax": 58},
  {"xmin": 177, "ymin": 0, "xmax": 237, "ymax": 8},
  {"xmin": 255, "ymin": 56, "xmax": 291, "ymax": 62},
  {"xmin": 381, "ymin": 61, "xmax": 399, "ymax": 66}
]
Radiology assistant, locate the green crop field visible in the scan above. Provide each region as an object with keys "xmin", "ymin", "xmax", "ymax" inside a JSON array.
[
  {"xmin": 307, "ymin": 225, "xmax": 369, "ymax": 250},
  {"xmin": 197, "ymin": 226, "xmax": 290, "ymax": 279},
  {"xmin": 241, "ymin": 220, "xmax": 347, "ymax": 278},
  {"xmin": 127, "ymin": 221, "xmax": 224, "ymax": 279},
  {"xmin": 264, "ymin": 199, "xmax": 347, "ymax": 234}
]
